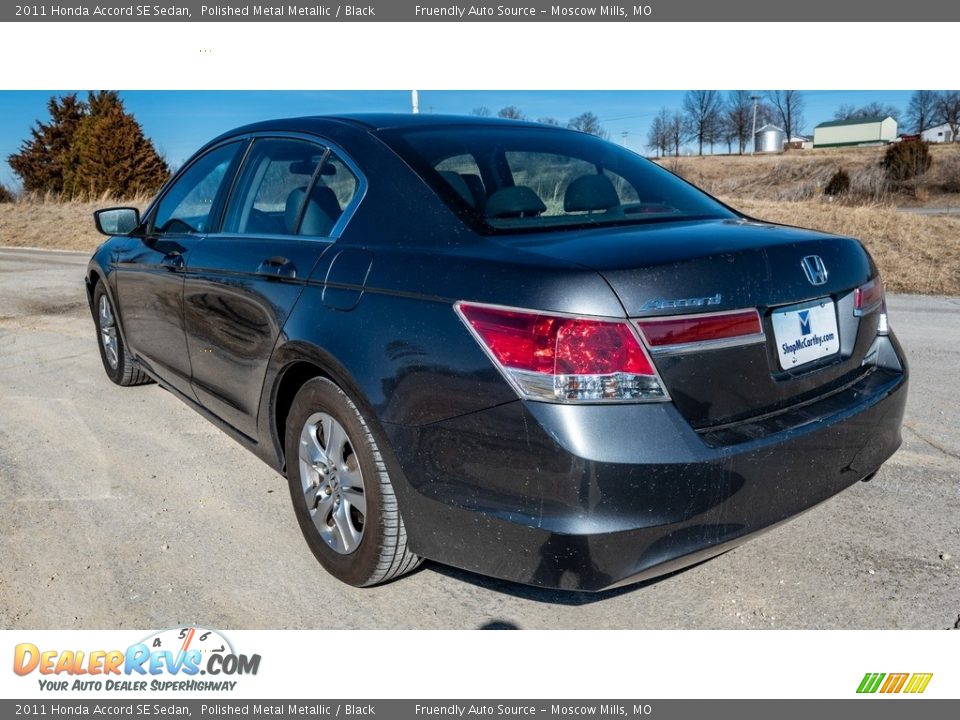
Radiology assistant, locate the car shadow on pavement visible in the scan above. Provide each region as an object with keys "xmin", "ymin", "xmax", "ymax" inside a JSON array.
[{"xmin": 427, "ymin": 557, "xmax": 719, "ymax": 608}]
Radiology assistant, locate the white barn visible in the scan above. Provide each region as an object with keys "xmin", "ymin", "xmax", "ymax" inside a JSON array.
[
  {"xmin": 920, "ymin": 122, "xmax": 956, "ymax": 144},
  {"xmin": 813, "ymin": 116, "xmax": 898, "ymax": 148}
]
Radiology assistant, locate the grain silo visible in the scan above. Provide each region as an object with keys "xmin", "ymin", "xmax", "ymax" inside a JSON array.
[{"xmin": 754, "ymin": 124, "xmax": 786, "ymax": 153}]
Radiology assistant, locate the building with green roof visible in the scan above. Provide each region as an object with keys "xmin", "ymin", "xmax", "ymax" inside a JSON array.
[{"xmin": 813, "ymin": 115, "xmax": 898, "ymax": 148}]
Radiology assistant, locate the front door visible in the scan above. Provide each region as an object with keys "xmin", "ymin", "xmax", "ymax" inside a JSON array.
[{"xmin": 113, "ymin": 140, "xmax": 246, "ymax": 397}]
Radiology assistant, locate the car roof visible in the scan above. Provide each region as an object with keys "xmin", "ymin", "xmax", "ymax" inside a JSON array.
[
  {"xmin": 332, "ymin": 113, "xmax": 546, "ymax": 130},
  {"xmin": 209, "ymin": 113, "xmax": 551, "ymax": 144}
]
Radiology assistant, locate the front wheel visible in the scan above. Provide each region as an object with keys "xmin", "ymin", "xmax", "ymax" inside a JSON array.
[
  {"xmin": 284, "ymin": 377, "xmax": 421, "ymax": 587},
  {"xmin": 92, "ymin": 282, "xmax": 152, "ymax": 387}
]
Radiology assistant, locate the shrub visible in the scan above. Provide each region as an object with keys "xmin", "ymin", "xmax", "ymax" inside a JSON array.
[
  {"xmin": 882, "ymin": 140, "xmax": 932, "ymax": 183},
  {"xmin": 824, "ymin": 169, "xmax": 851, "ymax": 196},
  {"xmin": 0, "ymin": 184, "xmax": 14, "ymax": 203}
]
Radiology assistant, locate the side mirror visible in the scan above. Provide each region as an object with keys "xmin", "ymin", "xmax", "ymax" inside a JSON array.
[{"xmin": 94, "ymin": 207, "xmax": 140, "ymax": 236}]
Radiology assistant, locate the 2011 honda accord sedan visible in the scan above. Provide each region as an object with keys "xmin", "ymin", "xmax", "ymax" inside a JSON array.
[{"xmin": 86, "ymin": 114, "xmax": 908, "ymax": 591}]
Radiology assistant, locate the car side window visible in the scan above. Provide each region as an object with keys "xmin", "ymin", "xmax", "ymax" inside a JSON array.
[
  {"xmin": 290, "ymin": 151, "xmax": 359, "ymax": 237},
  {"xmin": 223, "ymin": 138, "xmax": 327, "ymax": 236},
  {"xmin": 151, "ymin": 142, "xmax": 243, "ymax": 235},
  {"xmin": 312, "ymin": 153, "xmax": 358, "ymax": 228}
]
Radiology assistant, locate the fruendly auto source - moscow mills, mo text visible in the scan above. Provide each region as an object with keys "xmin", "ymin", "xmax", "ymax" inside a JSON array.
[{"xmin": 13, "ymin": 3, "xmax": 655, "ymax": 18}]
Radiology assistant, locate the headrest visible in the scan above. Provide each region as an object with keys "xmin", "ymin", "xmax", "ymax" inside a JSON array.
[
  {"xmin": 563, "ymin": 174, "xmax": 620, "ymax": 212},
  {"xmin": 285, "ymin": 185, "xmax": 342, "ymax": 236},
  {"xmin": 485, "ymin": 186, "xmax": 546, "ymax": 219}
]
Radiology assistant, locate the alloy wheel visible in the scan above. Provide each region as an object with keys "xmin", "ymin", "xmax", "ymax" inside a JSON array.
[
  {"xmin": 98, "ymin": 294, "xmax": 119, "ymax": 370},
  {"xmin": 298, "ymin": 412, "xmax": 367, "ymax": 554}
]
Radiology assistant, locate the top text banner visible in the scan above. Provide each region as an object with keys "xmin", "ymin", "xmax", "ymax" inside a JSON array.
[{"xmin": 4, "ymin": 0, "xmax": 959, "ymax": 22}]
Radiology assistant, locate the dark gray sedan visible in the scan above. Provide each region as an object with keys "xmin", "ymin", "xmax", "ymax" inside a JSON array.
[{"xmin": 86, "ymin": 115, "xmax": 908, "ymax": 590}]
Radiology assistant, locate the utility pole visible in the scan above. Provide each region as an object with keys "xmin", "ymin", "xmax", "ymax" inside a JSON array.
[
  {"xmin": 621, "ymin": 130, "xmax": 629, "ymax": 148},
  {"xmin": 411, "ymin": 90, "xmax": 419, "ymax": 114},
  {"xmin": 750, "ymin": 95, "xmax": 760, "ymax": 155}
]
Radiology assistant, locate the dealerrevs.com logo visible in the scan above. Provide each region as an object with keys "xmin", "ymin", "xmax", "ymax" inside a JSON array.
[{"xmin": 13, "ymin": 627, "xmax": 260, "ymax": 692}]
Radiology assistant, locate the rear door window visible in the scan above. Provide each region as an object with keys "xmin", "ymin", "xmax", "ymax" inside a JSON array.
[
  {"xmin": 223, "ymin": 138, "xmax": 327, "ymax": 236},
  {"xmin": 223, "ymin": 140, "xmax": 360, "ymax": 238}
]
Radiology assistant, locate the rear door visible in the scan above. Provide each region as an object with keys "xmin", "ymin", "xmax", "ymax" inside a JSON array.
[
  {"xmin": 183, "ymin": 136, "xmax": 362, "ymax": 438},
  {"xmin": 114, "ymin": 140, "xmax": 246, "ymax": 397}
]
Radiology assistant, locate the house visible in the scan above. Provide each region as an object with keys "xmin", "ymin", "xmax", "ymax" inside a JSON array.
[
  {"xmin": 920, "ymin": 122, "xmax": 956, "ymax": 144},
  {"xmin": 813, "ymin": 116, "xmax": 898, "ymax": 148}
]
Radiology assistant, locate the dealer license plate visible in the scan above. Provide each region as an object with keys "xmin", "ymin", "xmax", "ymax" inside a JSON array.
[{"xmin": 771, "ymin": 299, "xmax": 840, "ymax": 369}]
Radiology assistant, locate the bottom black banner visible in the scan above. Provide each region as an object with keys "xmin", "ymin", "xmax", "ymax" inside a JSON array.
[{"xmin": 2, "ymin": 700, "xmax": 956, "ymax": 719}]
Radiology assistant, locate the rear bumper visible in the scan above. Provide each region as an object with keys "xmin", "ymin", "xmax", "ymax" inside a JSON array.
[{"xmin": 383, "ymin": 338, "xmax": 908, "ymax": 592}]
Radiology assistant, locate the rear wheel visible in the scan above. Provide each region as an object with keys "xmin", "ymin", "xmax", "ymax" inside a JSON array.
[
  {"xmin": 92, "ymin": 282, "xmax": 151, "ymax": 387},
  {"xmin": 285, "ymin": 377, "xmax": 421, "ymax": 586}
]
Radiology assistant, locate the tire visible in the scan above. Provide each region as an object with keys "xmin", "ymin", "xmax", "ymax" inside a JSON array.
[
  {"xmin": 92, "ymin": 281, "xmax": 152, "ymax": 387},
  {"xmin": 285, "ymin": 376, "xmax": 421, "ymax": 587}
]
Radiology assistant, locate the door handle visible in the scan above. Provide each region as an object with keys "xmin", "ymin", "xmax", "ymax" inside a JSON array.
[
  {"xmin": 256, "ymin": 256, "xmax": 297, "ymax": 279},
  {"xmin": 161, "ymin": 253, "xmax": 185, "ymax": 271}
]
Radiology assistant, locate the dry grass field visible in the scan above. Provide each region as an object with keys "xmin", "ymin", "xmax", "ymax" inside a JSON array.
[
  {"xmin": 659, "ymin": 143, "xmax": 960, "ymax": 205},
  {"xmin": 0, "ymin": 144, "xmax": 958, "ymax": 294},
  {"xmin": 0, "ymin": 198, "xmax": 123, "ymax": 252},
  {"xmin": 723, "ymin": 198, "xmax": 960, "ymax": 295}
]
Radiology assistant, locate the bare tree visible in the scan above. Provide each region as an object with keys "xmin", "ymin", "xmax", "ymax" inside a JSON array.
[
  {"xmin": 834, "ymin": 101, "xmax": 901, "ymax": 124},
  {"xmin": 833, "ymin": 103, "xmax": 858, "ymax": 121},
  {"xmin": 652, "ymin": 107, "xmax": 672, "ymax": 157},
  {"xmin": 682, "ymin": 90, "xmax": 723, "ymax": 156},
  {"xmin": 567, "ymin": 112, "xmax": 607, "ymax": 138},
  {"xmin": 907, "ymin": 91, "xmax": 938, "ymax": 134},
  {"xmin": 720, "ymin": 119, "xmax": 738, "ymax": 155},
  {"xmin": 934, "ymin": 91, "xmax": 960, "ymax": 143},
  {"xmin": 646, "ymin": 112, "xmax": 667, "ymax": 157},
  {"xmin": 497, "ymin": 105, "xmax": 526, "ymax": 120},
  {"xmin": 756, "ymin": 101, "xmax": 778, "ymax": 128},
  {"xmin": 471, "ymin": 106, "xmax": 491, "ymax": 117},
  {"xmin": 725, "ymin": 91, "xmax": 753, "ymax": 155},
  {"xmin": 537, "ymin": 117, "xmax": 560, "ymax": 126},
  {"xmin": 667, "ymin": 112, "xmax": 684, "ymax": 157},
  {"xmin": 765, "ymin": 90, "xmax": 805, "ymax": 143}
]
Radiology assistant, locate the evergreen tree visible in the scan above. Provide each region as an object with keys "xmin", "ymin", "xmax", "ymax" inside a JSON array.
[
  {"xmin": 8, "ymin": 93, "xmax": 85, "ymax": 194},
  {"xmin": 64, "ymin": 91, "xmax": 169, "ymax": 199}
]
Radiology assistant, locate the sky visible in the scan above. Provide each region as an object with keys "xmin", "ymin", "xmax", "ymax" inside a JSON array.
[{"xmin": 0, "ymin": 89, "xmax": 916, "ymax": 190}]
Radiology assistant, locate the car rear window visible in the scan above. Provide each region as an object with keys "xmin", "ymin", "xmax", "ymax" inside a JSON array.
[{"xmin": 379, "ymin": 125, "xmax": 736, "ymax": 234}]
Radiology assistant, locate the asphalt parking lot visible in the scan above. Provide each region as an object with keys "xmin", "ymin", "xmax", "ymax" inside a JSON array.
[{"xmin": 1, "ymin": 246, "xmax": 958, "ymax": 630}]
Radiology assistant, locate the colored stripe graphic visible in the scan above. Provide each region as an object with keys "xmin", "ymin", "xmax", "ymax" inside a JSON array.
[
  {"xmin": 904, "ymin": 673, "xmax": 933, "ymax": 694},
  {"xmin": 857, "ymin": 672, "xmax": 932, "ymax": 694},
  {"xmin": 857, "ymin": 673, "xmax": 885, "ymax": 693},
  {"xmin": 880, "ymin": 673, "xmax": 909, "ymax": 693}
]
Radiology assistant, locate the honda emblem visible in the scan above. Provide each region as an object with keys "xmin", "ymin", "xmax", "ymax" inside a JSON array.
[{"xmin": 801, "ymin": 255, "xmax": 828, "ymax": 285}]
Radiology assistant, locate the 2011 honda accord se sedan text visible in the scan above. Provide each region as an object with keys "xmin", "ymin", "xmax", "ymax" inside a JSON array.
[{"xmin": 86, "ymin": 114, "xmax": 908, "ymax": 591}]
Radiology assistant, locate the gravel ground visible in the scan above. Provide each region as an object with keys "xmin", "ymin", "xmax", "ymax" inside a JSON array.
[{"xmin": 0, "ymin": 247, "xmax": 957, "ymax": 630}]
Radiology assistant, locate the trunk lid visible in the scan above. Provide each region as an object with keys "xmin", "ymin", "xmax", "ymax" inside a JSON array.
[{"xmin": 504, "ymin": 218, "xmax": 882, "ymax": 429}]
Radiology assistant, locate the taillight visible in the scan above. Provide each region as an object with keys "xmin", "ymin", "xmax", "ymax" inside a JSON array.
[
  {"xmin": 854, "ymin": 278, "xmax": 888, "ymax": 334},
  {"xmin": 635, "ymin": 309, "xmax": 764, "ymax": 353},
  {"xmin": 854, "ymin": 279, "xmax": 884, "ymax": 317},
  {"xmin": 455, "ymin": 302, "xmax": 667, "ymax": 403}
]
